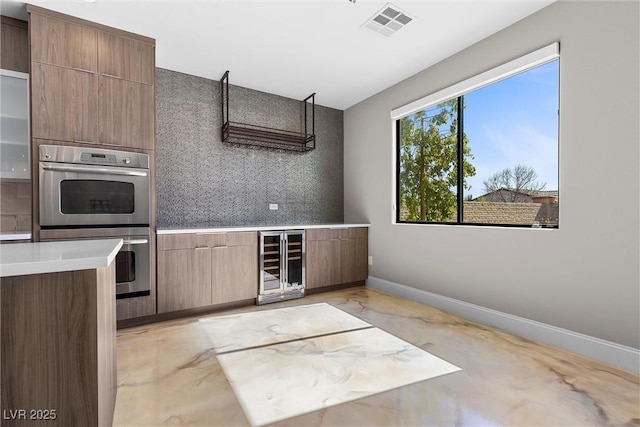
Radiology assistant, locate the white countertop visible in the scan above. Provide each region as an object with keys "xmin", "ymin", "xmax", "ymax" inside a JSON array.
[
  {"xmin": 157, "ymin": 223, "xmax": 371, "ymax": 235},
  {"xmin": 0, "ymin": 239, "xmax": 123, "ymax": 278},
  {"xmin": 0, "ymin": 233, "xmax": 32, "ymax": 241}
]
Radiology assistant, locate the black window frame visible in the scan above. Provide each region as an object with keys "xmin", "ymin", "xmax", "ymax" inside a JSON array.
[{"xmin": 395, "ymin": 59, "xmax": 560, "ymax": 229}]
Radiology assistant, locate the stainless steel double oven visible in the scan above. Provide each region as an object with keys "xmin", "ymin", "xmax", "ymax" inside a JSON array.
[{"xmin": 39, "ymin": 144, "xmax": 151, "ymax": 299}]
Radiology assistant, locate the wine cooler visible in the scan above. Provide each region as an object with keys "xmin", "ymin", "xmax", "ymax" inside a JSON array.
[{"xmin": 258, "ymin": 230, "xmax": 305, "ymax": 305}]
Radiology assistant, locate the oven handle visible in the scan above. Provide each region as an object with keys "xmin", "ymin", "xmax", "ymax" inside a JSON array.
[
  {"xmin": 41, "ymin": 164, "xmax": 148, "ymax": 177},
  {"xmin": 122, "ymin": 239, "xmax": 149, "ymax": 245}
]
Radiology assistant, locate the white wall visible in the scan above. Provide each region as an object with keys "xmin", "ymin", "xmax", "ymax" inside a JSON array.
[{"xmin": 344, "ymin": 1, "xmax": 640, "ymax": 349}]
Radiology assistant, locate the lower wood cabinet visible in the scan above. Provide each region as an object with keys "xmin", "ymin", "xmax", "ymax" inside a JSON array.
[
  {"xmin": 212, "ymin": 245, "xmax": 257, "ymax": 304},
  {"xmin": 157, "ymin": 232, "xmax": 257, "ymax": 313},
  {"xmin": 341, "ymin": 236, "xmax": 368, "ymax": 284},
  {"xmin": 157, "ymin": 228, "xmax": 366, "ymax": 313},
  {"xmin": 157, "ymin": 247, "xmax": 211, "ymax": 313},
  {"xmin": 306, "ymin": 238, "xmax": 341, "ymax": 289},
  {"xmin": 306, "ymin": 227, "xmax": 368, "ymax": 289}
]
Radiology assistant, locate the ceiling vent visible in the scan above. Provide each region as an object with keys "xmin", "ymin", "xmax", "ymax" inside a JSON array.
[{"xmin": 362, "ymin": 3, "xmax": 413, "ymax": 37}]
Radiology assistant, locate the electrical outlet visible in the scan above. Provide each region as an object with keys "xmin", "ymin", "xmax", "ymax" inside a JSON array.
[
  {"xmin": 368, "ymin": 256, "xmax": 373, "ymax": 266},
  {"xmin": 269, "ymin": 203, "xmax": 278, "ymax": 211}
]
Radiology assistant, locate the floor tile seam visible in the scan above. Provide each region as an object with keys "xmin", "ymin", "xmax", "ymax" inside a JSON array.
[{"xmin": 214, "ymin": 325, "xmax": 377, "ymax": 356}]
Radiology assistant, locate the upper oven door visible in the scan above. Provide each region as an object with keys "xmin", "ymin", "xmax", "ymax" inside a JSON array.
[{"xmin": 39, "ymin": 161, "xmax": 150, "ymax": 227}]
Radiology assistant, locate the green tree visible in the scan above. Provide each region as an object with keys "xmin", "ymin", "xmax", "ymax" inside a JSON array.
[{"xmin": 399, "ymin": 100, "xmax": 475, "ymax": 221}]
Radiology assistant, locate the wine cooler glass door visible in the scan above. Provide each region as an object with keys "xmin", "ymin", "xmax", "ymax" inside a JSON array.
[
  {"xmin": 285, "ymin": 231, "xmax": 305, "ymax": 289},
  {"xmin": 261, "ymin": 233, "xmax": 282, "ymax": 293}
]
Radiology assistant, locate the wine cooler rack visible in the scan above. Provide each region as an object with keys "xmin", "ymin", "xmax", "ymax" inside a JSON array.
[{"xmin": 259, "ymin": 230, "xmax": 305, "ymax": 305}]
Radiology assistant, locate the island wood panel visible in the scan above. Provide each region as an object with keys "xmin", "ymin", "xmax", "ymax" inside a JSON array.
[
  {"xmin": 31, "ymin": 62, "xmax": 98, "ymax": 143},
  {"xmin": 211, "ymin": 245, "xmax": 258, "ymax": 304},
  {"xmin": 98, "ymin": 76, "xmax": 154, "ymax": 150},
  {"xmin": 157, "ymin": 247, "xmax": 212, "ymax": 313},
  {"xmin": 1, "ymin": 265, "xmax": 116, "ymax": 427},
  {"xmin": 98, "ymin": 30, "xmax": 154, "ymax": 85},
  {"xmin": 0, "ymin": 16, "xmax": 29, "ymax": 73},
  {"xmin": 29, "ymin": 12, "xmax": 97, "ymax": 72},
  {"xmin": 96, "ymin": 263, "xmax": 117, "ymax": 427}
]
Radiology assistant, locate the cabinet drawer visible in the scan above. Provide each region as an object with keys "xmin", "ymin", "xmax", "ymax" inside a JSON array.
[
  {"xmin": 307, "ymin": 227, "xmax": 367, "ymax": 240},
  {"xmin": 197, "ymin": 233, "xmax": 228, "ymax": 248},
  {"xmin": 349, "ymin": 227, "xmax": 368, "ymax": 239},
  {"xmin": 330, "ymin": 228, "xmax": 351, "ymax": 240},
  {"xmin": 157, "ymin": 234, "xmax": 196, "ymax": 250},
  {"xmin": 227, "ymin": 232, "xmax": 257, "ymax": 246},
  {"xmin": 306, "ymin": 228, "xmax": 331, "ymax": 241}
]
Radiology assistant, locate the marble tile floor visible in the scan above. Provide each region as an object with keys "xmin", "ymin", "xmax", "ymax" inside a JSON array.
[
  {"xmin": 113, "ymin": 287, "xmax": 640, "ymax": 427},
  {"xmin": 201, "ymin": 303, "xmax": 460, "ymax": 425}
]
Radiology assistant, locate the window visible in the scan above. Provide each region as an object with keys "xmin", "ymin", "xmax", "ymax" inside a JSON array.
[{"xmin": 393, "ymin": 44, "xmax": 559, "ymax": 228}]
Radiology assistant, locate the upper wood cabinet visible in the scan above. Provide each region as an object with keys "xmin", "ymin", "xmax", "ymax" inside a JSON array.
[
  {"xmin": 1, "ymin": 16, "xmax": 29, "ymax": 73},
  {"xmin": 98, "ymin": 76, "xmax": 154, "ymax": 149},
  {"xmin": 27, "ymin": 5, "xmax": 155, "ymax": 151},
  {"xmin": 98, "ymin": 31, "xmax": 154, "ymax": 85},
  {"xmin": 30, "ymin": 13, "xmax": 97, "ymax": 72},
  {"xmin": 31, "ymin": 62, "xmax": 98, "ymax": 143}
]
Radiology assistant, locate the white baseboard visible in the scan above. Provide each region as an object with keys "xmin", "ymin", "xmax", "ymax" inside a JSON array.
[{"xmin": 366, "ymin": 276, "xmax": 640, "ymax": 373}]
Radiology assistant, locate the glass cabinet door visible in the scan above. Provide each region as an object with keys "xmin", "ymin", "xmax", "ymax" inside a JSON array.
[
  {"xmin": 0, "ymin": 70, "xmax": 30, "ymax": 180},
  {"xmin": 261, "ymin": 233, "xmax": 282, "ymax": 292},
  {"xmin": 285, "ymin": 232, "xmax": 304, "ymax": 288}
]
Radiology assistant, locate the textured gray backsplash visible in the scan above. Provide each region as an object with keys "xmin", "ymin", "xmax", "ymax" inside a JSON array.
[{"xmin": 155, "ymin": 68, "xmax": 344, "ymax": 227}]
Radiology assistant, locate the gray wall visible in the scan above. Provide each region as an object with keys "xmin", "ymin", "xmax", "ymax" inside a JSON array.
[
  {"xmin": 344, "ymin": 1, "xmax": 639, "ymax": 348},
  {"xmin": 156, "ymin": 68, "xmax": 344, "ymax": 227}
]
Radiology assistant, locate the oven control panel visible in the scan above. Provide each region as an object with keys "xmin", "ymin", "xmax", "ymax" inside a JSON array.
[
  {"xmin": 80, "ymin": 152, "xmax": 118, "ymax": 165},
  {"xmin": 39, "ymin": 145, "xmax": 149, "ymax": 169}
]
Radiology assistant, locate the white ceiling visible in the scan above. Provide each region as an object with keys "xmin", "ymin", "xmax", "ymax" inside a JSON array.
[{"xmin": 0, "ymin": 0, "xmax": 555, "ymax": 110}]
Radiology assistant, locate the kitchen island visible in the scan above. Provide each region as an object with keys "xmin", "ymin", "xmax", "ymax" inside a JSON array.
[{"xmin": 0, "ymin": 239, "xmax": 122, "ymax": 427}]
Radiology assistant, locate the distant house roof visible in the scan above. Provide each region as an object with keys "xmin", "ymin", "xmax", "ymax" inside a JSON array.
[{"xmin": 474, "ymin": 188, "xmax": 558, "ymax": 203}]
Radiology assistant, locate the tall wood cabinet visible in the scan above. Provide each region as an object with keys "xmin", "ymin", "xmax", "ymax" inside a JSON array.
[
  {"xmin": 27, "ymin": 5, "xmax": 158, "ymax": 321},
  {"xmin": 306, "ymin": 227, "xmax": 368, "ymax": 289},
  {"xmin": 157, "ymin": 232, "xmax": 258, "ymax": 313}
]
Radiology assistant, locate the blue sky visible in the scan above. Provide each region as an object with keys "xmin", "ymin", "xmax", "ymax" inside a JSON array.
[{"xmin": 463, "ymin": 60, "xmax": 559, "ymax": 198}]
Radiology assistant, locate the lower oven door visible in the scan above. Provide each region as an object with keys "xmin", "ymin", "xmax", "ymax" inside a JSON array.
[
  {"xmin": 116, "ymin": 236, "xmax": 151, "ymax": 299},
  {"xmin": 39, "ymin": 161, "xmax": 150, "ymax": 227},
  {"xmin": 40, "ymin": 228, "xmax": 151, "ymax": 299}
]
